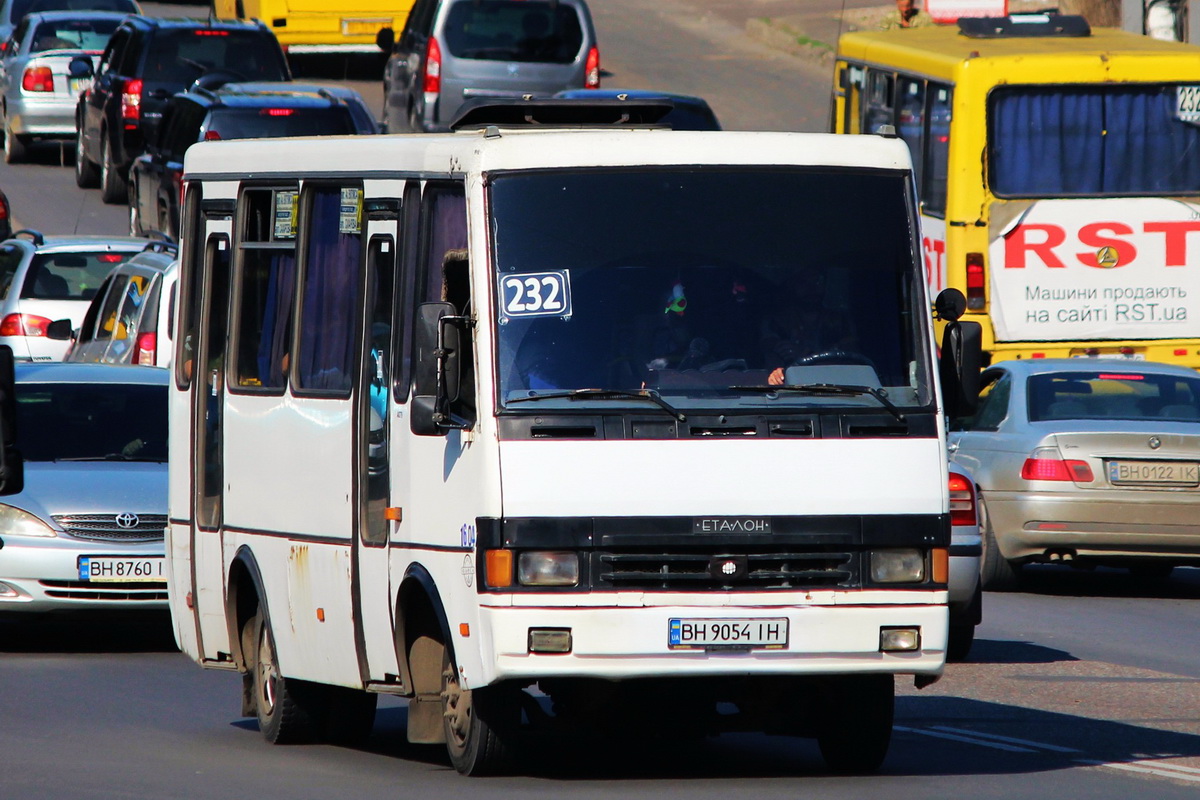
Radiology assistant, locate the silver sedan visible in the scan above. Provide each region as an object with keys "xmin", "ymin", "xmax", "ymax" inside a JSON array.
[
  {"xmin": 0, "ymin": 362, "xmax": 167, "ymax": 613},
  {"xmin": 949, "ymin": 358, "xmax": 1200, "ymax": 589},
  {"xmin": 0, "ymin": 10, "xmax": 127, "ymax": 162}
]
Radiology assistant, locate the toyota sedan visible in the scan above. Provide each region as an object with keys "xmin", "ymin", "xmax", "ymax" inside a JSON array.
[{"xmin": 0, "ymin": 362, "xmax": 167, "ymax": 613}]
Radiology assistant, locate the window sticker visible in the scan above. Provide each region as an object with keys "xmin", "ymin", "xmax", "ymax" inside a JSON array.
[
  {"xmin": 339, "ymin": 187, "xmax": 362, "ymax": 234},
  {"xmin": 498, "ymin": 270, "xmax": 572, "ymax": 321},
  {"xmin": 1177, "ymin": 85, "xmax": 1200, "ymax": 123},
  {"xmin": 274, "ymin": 190, "xmax": 298, "ymax": 239}
]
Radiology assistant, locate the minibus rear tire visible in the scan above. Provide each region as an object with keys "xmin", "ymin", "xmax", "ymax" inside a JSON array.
[{"xmin": 253, "ymin": 612, "xmax": 325, "ymax": 744}]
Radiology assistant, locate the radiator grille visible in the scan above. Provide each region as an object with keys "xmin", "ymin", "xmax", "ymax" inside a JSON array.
[
  {"xmin": 52, "ymin": 514, "xmax": 167, "ymax": 543},
  {"xmin": 595, "ymin": 549, "xmax": 855, "ymax": 591}
]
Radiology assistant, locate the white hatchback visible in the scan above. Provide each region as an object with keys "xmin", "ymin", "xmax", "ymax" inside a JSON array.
[{"xmin": 0, "ymin": 231, "xmax": 158, "ymax": 361}]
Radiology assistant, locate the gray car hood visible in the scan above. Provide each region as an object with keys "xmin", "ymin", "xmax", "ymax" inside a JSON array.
[{"xmin": 4, "ymin": 461, "xmax": 167, "ymax": 522}]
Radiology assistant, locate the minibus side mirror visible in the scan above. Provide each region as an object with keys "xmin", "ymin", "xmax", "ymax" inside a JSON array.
[
  {"xmin": 411, "ymin": 301, "xmax": 467, "ymax": 436},
  {"xmin": 0, "ymin": 345, "xmax": 23, "ymax": 495},
  {"xmin": 936, "ymin": 288, "xmax": 982, "ymax": 419}
]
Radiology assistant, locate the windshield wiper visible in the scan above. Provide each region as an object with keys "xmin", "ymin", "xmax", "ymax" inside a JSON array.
[
  {"xmin": 57, "ymin": 454, "xmax": 164, "ymax": 462},
  {"xmin": 730, "ymin": 383, "xmax": 905, "ymax": 422},
  {"xmin": 506, "ymin": 388, "xmax": 687, "ymax": 422}
]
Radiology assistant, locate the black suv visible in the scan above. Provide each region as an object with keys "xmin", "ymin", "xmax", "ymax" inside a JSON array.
[
  {"xmin": 71, "ymin": 16, "xmax": 291, "ymax": 203},
  {"xmin": 128, "ymin": 81, "xmax": 377, "ymax": 239}
]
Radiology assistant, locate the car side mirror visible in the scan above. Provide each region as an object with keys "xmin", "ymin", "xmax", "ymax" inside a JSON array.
[
  {"xmin": 935, "ymin": 288, "xmax": 982, "ymax": 419},
  {"xmin": 376, "ymin": 26, "xmax": 395, "ymax": 53},
  {"xmin": 68, "ymin": 56, "xmax": 93, "ymax": 79},
  {"xmin": 0, "ymin": 345, "xmax": 23, "ymax": 495},
  {"xmin": 46, "ymin": 318, "xmax": 73, "ymax": 340}
]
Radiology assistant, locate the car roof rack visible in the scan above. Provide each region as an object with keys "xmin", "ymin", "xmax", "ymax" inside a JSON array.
[
  {"xmin": 449, "ymin": 97, "xmax": 675, "ymax": 131},
  {"xmin": 958, "ymin": 11, "xmax": 1091, "ymax": 38}
]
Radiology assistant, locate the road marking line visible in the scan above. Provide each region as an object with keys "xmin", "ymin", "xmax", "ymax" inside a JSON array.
[
  {"xmin": 929, "ymin": 726, "xmax": 1081, "ymax": 753},
  {"xmin": 1075, "ymin": 759, "xmax": 1200, "ymax": 784},
  {"xmin": 893, "ymin": 725, "xmax": 1035, "ymax": 753}
]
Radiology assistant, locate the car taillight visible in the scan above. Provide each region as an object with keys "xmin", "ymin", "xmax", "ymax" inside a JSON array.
[
  {"xmin": 121, "ymin": 78, "xmax": 143, "ymax": 124},
  {"xmin": 0, "ymin": 195, "xmax": 9, "ymax": 222},
  {"xmin": 22, "ymin": 66, "xmax": 54, "ymax": 92},
  {"xmin": 948, "ymin": 472, "xmax": 976, "ymax": 526},
  {"xmin": 966, "ymin": 252, "xmax": 985, "ymax": 310},
  {"xmin": 0, "ymin": 313, "xmax": 52, "ymax": 337},
  {"xmin": 136, "ymin": 331, "xmax": 157, "ymax": 365},
  {"xmin": 424, "ymin": 36, "xmax": 441, "ymax": 94},
  {"xmin": 204, "ymin": 130, "xmax": 221, "ymax": 141},
  {"xmin": 1020, "ymin": 446, "xmax": 1094, "ymax": 482},
  {"xmin": 584, "ymin": 45, "xmax": 600, "ymax": 88},
  {"xmin": 262, "ymin": 108, "xmax": 294, "ymax": 116}
]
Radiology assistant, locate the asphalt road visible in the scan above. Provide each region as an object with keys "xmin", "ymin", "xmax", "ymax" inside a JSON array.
[{"xmin": 5, "ymin": 1, "xmax": 1200, "ymax": 798}]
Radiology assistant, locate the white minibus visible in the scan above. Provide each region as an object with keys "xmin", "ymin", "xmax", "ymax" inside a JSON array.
[{"xmin": 165, "ymin": 117, "xmax": 979, "ymax": 775}]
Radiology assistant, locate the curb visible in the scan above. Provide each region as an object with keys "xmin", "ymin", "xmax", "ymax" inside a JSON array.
[{"xmin": 744, "ymin": 17, "xmax": 836, "ymax": 64}]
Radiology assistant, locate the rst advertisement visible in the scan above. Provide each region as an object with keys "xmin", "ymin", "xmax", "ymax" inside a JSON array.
[{"xmin": 988, "ymin": 198, "xmax": 1200, "ymax": 342}]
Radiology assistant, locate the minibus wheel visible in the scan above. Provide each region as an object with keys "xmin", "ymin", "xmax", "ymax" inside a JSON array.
[
  {"xmin": 441, "ymin": 650, "xmax": 518, "ymax": 775},
  {"xmin": 815, "ymin": 674, "xmax": 893, "ymax": 774},
  {"xmin": 253, "ymin": 611, "xmax": 324, "ymax": 744}
]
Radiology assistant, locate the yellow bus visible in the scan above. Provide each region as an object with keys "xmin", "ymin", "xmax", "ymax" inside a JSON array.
[
  {"xmin": 213, "ymin": 0, "xmax": 413, "ymax": 54},
  {"xmin": 834, "ymin": 12, "xmax": 1200, "ymax": 366}
]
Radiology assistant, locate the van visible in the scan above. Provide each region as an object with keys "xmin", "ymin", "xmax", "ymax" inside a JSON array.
[
  {"xmin": 166, "ymin": 117, "xmax": 981, "ymax": 775},
  {"xmin": 379, "ymin": 0, "xmax": 599, "ymax": 132}
]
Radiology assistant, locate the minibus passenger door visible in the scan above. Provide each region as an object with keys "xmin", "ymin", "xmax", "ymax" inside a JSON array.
[
  {"xmin": 353, "ymin": 224, "xmax": 402, "ymax": 682},
  {"xmin": 191, "ymin": 229, "xmax": 233, "ymax": 661}
]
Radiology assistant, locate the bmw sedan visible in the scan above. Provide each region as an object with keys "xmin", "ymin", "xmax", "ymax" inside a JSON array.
[
  {"xmin": 0, "ymin": 362, "xmax": 167, "ymax": 613},
  {"xmin": 949, "ymin": 358, "xmax": 1200, "ymax": 589}
]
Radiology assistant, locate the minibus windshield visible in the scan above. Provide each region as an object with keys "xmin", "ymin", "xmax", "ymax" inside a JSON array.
[
  {"xmin": 490, "ymin": 166, "xmax": 934, "ymax": 412},
  {"xmin": 990, "ymin": 84, "xmax": 1200, "ymax": 197}
]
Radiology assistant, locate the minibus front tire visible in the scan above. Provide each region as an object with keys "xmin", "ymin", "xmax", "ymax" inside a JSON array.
[
  {"xmin": 442, "ymin": 648, "xmax": 518, "ymax": 776},
  {"xmin": 815, "ymin": 674, "xmax": 893, "ymax": 774}
]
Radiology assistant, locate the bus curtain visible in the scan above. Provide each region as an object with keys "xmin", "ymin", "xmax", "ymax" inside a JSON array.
[
  {"xmin": 991, "ymin": 87, "xmax": 1200, "ymax": 195},
  {"xmin": 298, "ymin": 189, "xmax": 362, "ymax": 391}
]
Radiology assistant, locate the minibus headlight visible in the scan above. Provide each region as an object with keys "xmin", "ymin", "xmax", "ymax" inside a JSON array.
[
  {"xmin": 870, "ymin": 549, "xmax": 925, "ymax": 583},
  {"xmin": 518, "ymin": 552, "xmax": 579, "ymax": 587},
  {"xmin": 0, "ymin": 504, "xmax": 56, "ymax": 537}
]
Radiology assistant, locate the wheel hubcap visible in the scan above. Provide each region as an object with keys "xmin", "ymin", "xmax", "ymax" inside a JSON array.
[
  {"xmin": 258, "ymin": 633, "xmax": 278, "ymax": 715},
  {"xmin": 442, "ymin": 667, "xmax": 472, "ymax": 746}
]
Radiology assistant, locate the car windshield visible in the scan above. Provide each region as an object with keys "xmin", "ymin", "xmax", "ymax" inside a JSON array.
[
  {"xmin": 1028, "ymin": 370, "xmax": 1200, "ymax": 422},
  {"xmin": 443, "ymin": 0, "xmax": 584, "ymax": 63},
  {"xmin": 20, "ymin": 251, "xmax": 129, "ymax": 300},
  {"xmin": 16, "ymin": 381, "xmax": 167, "ymax": 461},
  {"xmin": 203, "ymin": 106, "xmax": 355, "ymax": 140},
  {"xmin": 30, "ymin": 16, "xmax": 120, "ymax": 51},
  {"xmin": 145, "ymin": 29, "xmax": 288, "ymax": 85},
  {"xmin": 990, "ymin": 84, "xmax": 1200, "ymax": 196},
  {"xmin": 490, "ymin": 167, "xmax": 933, "ymax": 413}
]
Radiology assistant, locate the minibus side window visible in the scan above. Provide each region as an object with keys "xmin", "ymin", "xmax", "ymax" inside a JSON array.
[
  {"xmin": 295, "ymin": 185, "xmax": 363, "ymax": 395},
  {"xmin": 863, "ymin": 69, "xmax": 894, "ymax": 134},
  {"xmin": 417, "ymin": 182, "xmax": 473, "ymax": 425},
  {"xmin": 231, "ymin": 187, "xmax": 297, "ymax": 391},
  {"xmin": 175, "ymin": 185, "xmax": 204, "ymax": 389},
  {"xmin": 925, "ymin": 83, "xmax": 952, "ymax": 217},
  {"xmin": 897, "ymin": 77, "xmax": 926, "ymax": 193},
  {"xmin": 394, "ymin": 181, "xmax": 421, "ymax": 402}
]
